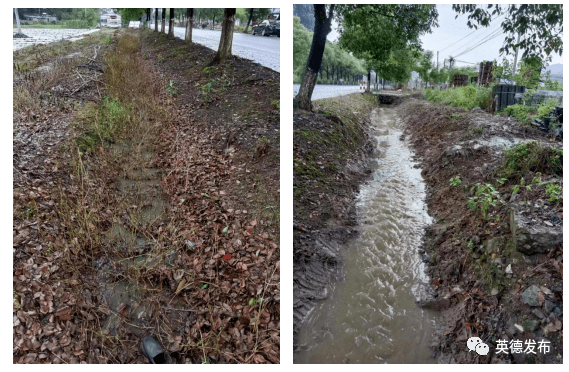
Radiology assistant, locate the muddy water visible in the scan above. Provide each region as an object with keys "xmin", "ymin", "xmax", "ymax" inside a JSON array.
[{"xmin": 295, "ymin": 108, "xmax": 439, "ymax": 364}]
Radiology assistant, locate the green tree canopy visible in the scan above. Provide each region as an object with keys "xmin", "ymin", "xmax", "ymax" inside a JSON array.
[
  {"xmin": 336, "ymin": 5, "xmax": 438, "ymax": 84},
  {"xmin": 452, "ymin": 4, "xmax": 563, "ymax": 62}
]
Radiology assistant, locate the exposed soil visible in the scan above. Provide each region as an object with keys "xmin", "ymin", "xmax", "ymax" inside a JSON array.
[
  {"xmin": 398, "ymin": 99, "xmax": 563, "ymax": 363},
  {"xmin": 292, "ymin": 93, "xmax": 379, "ymax": 347},
  {"xmin": 14, "ymin": 29, "xmax": 279, "ymax": 364}
]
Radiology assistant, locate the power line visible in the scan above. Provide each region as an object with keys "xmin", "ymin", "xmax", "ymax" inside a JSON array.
[
  {"xmin": 439, "ymin": 28, "xmax": 480, "ymax": 52},
  {"xmin": 447, "ymin": 14, "xmax": 505, "ymax": 57},
  {"xmin": 440, "ymin": 13, "xmax": 505, "ymax": 54},
  {"xmin": 454, "ymin": 29, "xmax": 504, "ymax": 58}
]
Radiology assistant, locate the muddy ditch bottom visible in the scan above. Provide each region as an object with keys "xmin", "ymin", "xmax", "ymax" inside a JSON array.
[
  {"xmin": 295, "ymin": 107, "xmax": 439, "ymax": 364},
  {"xmin": 95, "ymin": 142, "xmax": 180, "ymax": 337}
]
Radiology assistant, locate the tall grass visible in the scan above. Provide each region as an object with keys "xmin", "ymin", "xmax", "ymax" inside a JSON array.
[{"xmin": 425, "ymin": 84, "xmax": 493, "ymax": 110}]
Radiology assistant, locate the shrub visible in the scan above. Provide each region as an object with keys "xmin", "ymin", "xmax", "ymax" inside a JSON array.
[
  {"xmin": 424, "ymin": 84, "xmax": 493, "ymax": 110},
  {"xmin": 501, "ymin": 104, "xmax": 533, "ymax": 125},
  {"xmin": 496, "ymin": 141, "xmax": 563, "ymax": 182},
  {"xmin": 537, "ymin": 98, "xmax": 559, "ymax": 119}
]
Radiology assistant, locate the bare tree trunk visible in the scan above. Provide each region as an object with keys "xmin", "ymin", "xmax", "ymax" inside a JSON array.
[
  {"xmin": 185, "ymin": 8, "xmax": 194, "ymax": 43},
  {"xmin": 146, "ymin": 8, "xmax": 150, "ymax": 28},
  {"xmin": 161, "ymin": 8, "xmax": 166, "ymax": 33},
  {"xmin": 244, "ymin": 8, "xmax": 254, "ymax": 33},
  {"xmin": 294, "ymin": 5, "xmax": 335, "ymax": 111},
  {"xmin": 366, "ymin": 70, "xmax": 371, "ymax": 92},
  {"xmin": 14, "ymin": 8, "xmax": 22, "ymax": 34},
  {"xmin": 208, "ymin": 8, "xmax": 236, "ymax": 66},
  {"xmin": 168, "ymin": 8, "xmax": 175, "ymax": 37},
  {"xmin": 155, "ymin": 8, "xmax": 158, "ymax": 32}
]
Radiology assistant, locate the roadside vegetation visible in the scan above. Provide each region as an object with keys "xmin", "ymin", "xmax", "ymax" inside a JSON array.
[{"xmin": 14, "ymin": 27, "xmax": 279, "ymax": 364}]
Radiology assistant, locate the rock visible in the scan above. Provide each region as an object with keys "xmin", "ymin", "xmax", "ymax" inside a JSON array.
[
  {"xmin": 492, "ymin": 257, "xmax": 506, "ymax": 266},
  {"xmin": 553, "ymin": 307, "xmax": 562, "ymax": 316},
  {"xmin": 543, "ymin": 299, "xmax": 555, "ymax": 313},
  {"xmin": 522, "ymin": 285, "xmax": 541, "ymax": 307},
  {"xmin": 524, "ymin": 319, "xmax": 540, "ymax": 332},
  {"xmin": 539, "ymin": 286, "xmax": 553, "ymax": 296},
  {"xmin": 544, "ymin": 220, "xmax": 553, "ymax": 227},
  {"xmin": 506, "ymin": 324, "xmax": 517, "ymax": 338},
  {"xmin": 491, "ymin": 288, "xmax": 500, "ymax": 296},
  {"xmin": 484, "ymin": 237, "xmax": 505, "ymax": 254},
  {"xmin": 505, "ymin": 264, "xmax": 513, "ymax": 274},
  {"xmin": 510, "ymin": 208, "xmax": 563, "ymax": 254},
  {"xmin": 532, "ymin": 309, "xmax": 546, "ymax": 319},
  {"xmin": 442, "ymin": 144, "xmax": 473, "ymax": 166},
  {"xmin": 514, "ymin": 324, "xmax": 524, "ymax": 333}
]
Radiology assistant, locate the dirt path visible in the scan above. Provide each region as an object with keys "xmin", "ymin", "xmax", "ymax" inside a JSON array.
[{"xmin": 14, "ymin": 29, "xmax": 279, "ymax": 364}]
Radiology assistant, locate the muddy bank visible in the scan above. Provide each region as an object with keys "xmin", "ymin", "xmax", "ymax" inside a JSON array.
[
  {"xmin": 399, "ymin": 99, "xmax": 563, "ymax": 363},
  {"xmin": 293, "ymin": 93, "xmax": 379, "ymax": 347}
]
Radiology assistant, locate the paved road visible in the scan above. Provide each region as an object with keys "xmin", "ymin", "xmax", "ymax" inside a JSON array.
[
  {"xmin": 153, "ymin": 25, "xmax": 279, "ymax": 72},
  {"xmin": 13, "ymin": 29, "xmax": 100, "ymax": 51},
  {"xmin": 293, "ymin": 84, "xmax": 363, "ymax": 101}
]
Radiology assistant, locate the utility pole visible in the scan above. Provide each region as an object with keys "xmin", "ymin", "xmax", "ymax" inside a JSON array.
[{"xmin": 512, "ymin": 32, "xmax": 521, "ymax": 79}]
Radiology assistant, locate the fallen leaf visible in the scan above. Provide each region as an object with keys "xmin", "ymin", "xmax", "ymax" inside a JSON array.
[{"xmin": 175, "ymin": 278, "xmax": 187, "ymax": 296}]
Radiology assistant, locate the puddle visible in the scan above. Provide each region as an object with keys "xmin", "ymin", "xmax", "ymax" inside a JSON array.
[{"xmin": 295, "ymin": 108, "xmax": 439, "ymax": 364}]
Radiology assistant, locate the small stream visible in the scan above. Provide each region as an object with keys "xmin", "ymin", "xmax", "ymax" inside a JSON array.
[{"xmin": 295, "ymin": 108, "xmax": 439, "ymax": 363}]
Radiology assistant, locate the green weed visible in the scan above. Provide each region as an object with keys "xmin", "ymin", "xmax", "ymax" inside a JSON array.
[{"xmin": 450, "ymin": 175, "xmax": 462, "ymax": 187}]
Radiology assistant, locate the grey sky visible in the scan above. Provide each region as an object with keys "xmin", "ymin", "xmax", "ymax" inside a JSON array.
[{"xmin": 327, "ymin": 4, "xmax": 562, "ymax": 67}]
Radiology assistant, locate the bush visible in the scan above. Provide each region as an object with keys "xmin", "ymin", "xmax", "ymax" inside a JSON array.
[
  {"xmin": 496, "ymin": 141, "xmax": 563, "ymax": 182},
  {"xmin": 537, "ymin": 98, "xmax": 559, "ymax": 119},
  {"xmin": 424, "ymin": 84, "xmax": 493, "ymax": 110},
  {"xmin": 501, "ymin": 104, "xmax": 533, "ymax": 125}
]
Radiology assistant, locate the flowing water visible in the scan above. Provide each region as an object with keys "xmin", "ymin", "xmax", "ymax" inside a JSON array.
[{"xmin": 295, "ymin": 108, "xmax": 439, "ymax": 364}]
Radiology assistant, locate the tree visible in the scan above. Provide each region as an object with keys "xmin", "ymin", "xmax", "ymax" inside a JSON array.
[
  {"xmin": 294, "ymin": 5, "xmax": 335, "ymax": 111},
  {"xmin": 185, "ymin": 8, "xmax": 194, "ymax": 43},
  {"xmin": 416, "ymin": 51, "xmax": 434, "ymax": 88},
  {"xmin": 161, "ymin": 8, "xmax": 166, "ymax": 33},
  {"xmin": 337, "ymin": 4, "xmax": 438, "ymax": 92},
  {"xmin": 155, "ymin": 8, "xmax": 158, "ymax": 32},
  {"xmin": 168, "ymin": 8, "xmax": 174, "ymax": 38},
  {"xmin": 208, "ymin": 8, "xmax": 236, "ymax": 66},
  {"xmin": 452, "ymin": 4, "xmax": 563, "ymax": 63},
  {"xmin": 293, "ymin": 4, "xmax": 315, "ymax": 31},
  {"xmin": 244, "ymin": 8, "xmax": 254, "ymax": 33},
  {"xmin": 14, "ymin": 8, "xmax": 22, "ymax": 34},
  {"xmin": 117, "ymin": 8, "xmax": 145, "ymax": 25}
]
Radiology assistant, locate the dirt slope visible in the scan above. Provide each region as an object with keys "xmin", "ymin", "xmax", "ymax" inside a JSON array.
[{"xmin": 399, "ymin": 98, "xmax": 562, "ymax": 363}]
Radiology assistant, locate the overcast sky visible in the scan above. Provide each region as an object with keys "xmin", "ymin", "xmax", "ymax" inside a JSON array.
[{"xmin": 327, "ymin": 4, "xmax": 562, "ymax": 67}]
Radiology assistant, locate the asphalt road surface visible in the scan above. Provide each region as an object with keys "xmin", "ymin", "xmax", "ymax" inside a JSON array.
[
  {"xmin": 153, "ymin": 25, "xmax": 279, "ymax": 72},
  {"xmin": 292, "ymin": 84, "xmax": 363, "ymax": 101}
]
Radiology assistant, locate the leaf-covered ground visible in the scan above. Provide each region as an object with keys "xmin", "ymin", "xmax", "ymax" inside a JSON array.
[{"xmin": 13, "ymin": 29, "xmax": 279, "ymax": 364}]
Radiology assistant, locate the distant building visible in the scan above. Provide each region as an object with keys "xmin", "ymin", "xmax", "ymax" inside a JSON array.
[{"xmin": 23, "ymin": 13, "xmax": 57, "ymax": 23}]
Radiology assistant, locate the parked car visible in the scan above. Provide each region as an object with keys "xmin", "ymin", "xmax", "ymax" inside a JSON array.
[{"xmin": 251, "ymin": 19, "xmax": 279, "ymax": 37}]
